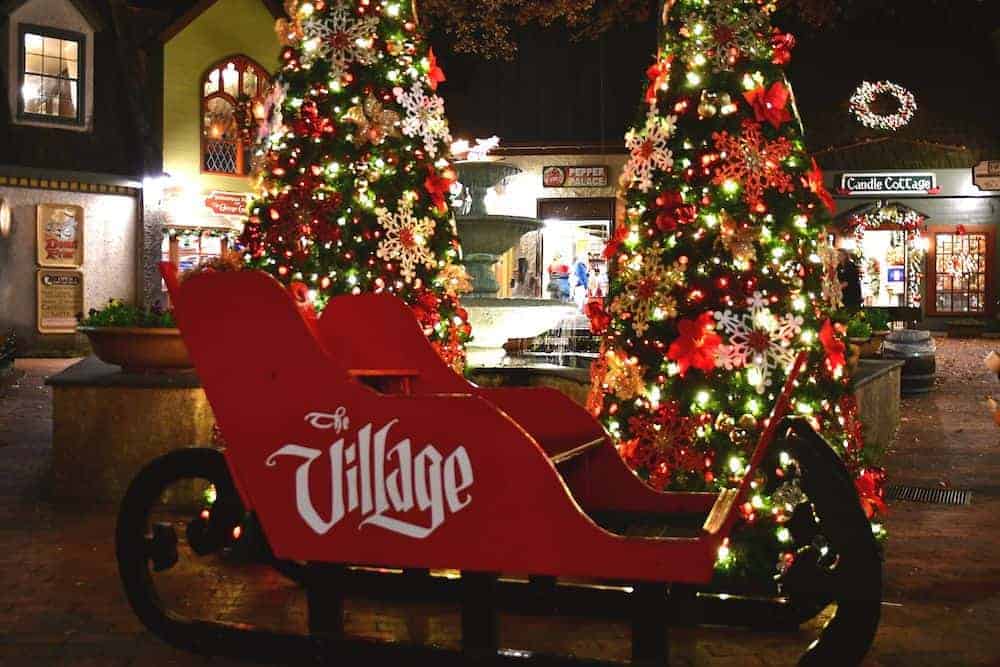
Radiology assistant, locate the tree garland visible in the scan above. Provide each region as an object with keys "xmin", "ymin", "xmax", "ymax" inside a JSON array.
[{"xmin": 849, "ymin": 81, "xmax": 917, "ymax": 131}]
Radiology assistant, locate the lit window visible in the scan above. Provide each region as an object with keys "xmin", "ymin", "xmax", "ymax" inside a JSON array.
[
  {"xmin": 932, "ymin": 231, "xmax": 992, "ymax": 315},
  {"xmin": 19, "ymin": 26, "xmax": 84, "ymax": 124},
  {"xmin": 201, "ymin": 57, "xmax": 271, "ymax": 175}
]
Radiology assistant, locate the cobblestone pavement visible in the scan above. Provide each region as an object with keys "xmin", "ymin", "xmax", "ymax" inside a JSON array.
[{"xmin": 1, "ymin": 342, "xmax": 1000, "ymax": 666}]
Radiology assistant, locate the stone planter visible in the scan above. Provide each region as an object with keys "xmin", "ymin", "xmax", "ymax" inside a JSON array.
[
  {"xmin": 846, "ymin": 338, "xmax": 866, "ymax": 374},
  {"xmin": 857, "ymin": 333, "xmax": 886, "ymax": 359},
  {"xmin": 77, "ymin": 326, "xmax": 192, "ymax": 373}
]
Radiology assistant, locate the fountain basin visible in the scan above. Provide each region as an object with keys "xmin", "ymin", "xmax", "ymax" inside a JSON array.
[{"xmin": 465, "ymin": 298, "xmax": 577, "ymax": 368}]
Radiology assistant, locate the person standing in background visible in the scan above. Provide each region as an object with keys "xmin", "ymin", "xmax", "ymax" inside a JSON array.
[{"xmin": 838, "ymin": 249, "xmax": 863, "ymax": 311}]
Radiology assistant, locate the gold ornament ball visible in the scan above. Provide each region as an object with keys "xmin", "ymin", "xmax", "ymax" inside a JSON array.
[
  {"xmin": 738, "ymin": 414, "xmax": 758, "ymax": 430},
  {"xmin": 730, "ymin": 428, "xmax": 751, "ymax": 447},
  {"xmin": 715, "ymin": 414, "xmax": 736, "ymax": 433}
]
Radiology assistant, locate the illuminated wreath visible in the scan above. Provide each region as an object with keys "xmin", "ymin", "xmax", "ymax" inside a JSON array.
[{"xmin": 849, "ymin": 81, "xmax": 917, "ymax": 131}]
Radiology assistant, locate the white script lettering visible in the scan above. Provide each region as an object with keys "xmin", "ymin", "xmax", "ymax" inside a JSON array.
[{"xmin": 266, "ymin": 415, "xmax": 474, "ymax": 539}]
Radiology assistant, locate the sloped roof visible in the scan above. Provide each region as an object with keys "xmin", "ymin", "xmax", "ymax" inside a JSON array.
[
  {"xmin": 159, "ymin": 0, "xmax": 284, "ymax": 42},
  {"xmin": 1, "ymin": 0, "xmax": 108, "ymax": 30}
]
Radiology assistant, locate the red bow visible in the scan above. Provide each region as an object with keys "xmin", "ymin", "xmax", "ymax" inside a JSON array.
[
  {"xmin": 804, "ymin": 158, "xmax": 836, "ymax": 213},
  {"xmin": 424, "ymin": 164, "xmax": 457, "ymax": 214},
  {"xmin": 743, "ymin": 81, "xmax": 793, "ymax": 129},
  {"xmin": 819, "ymin": 319, "xmax": 846, "ymax": 373},
  {"xmin": 654, "ymin": 191, "xmax": 696, "ymax": 232},
  {"xmin": 771, "ymin": 29, "xmax": 796, "ymax": 65},
  {"xmin": 645, "ymin": 55, "xmax": 673, "ymax": 105},
  {"xmin": 855, "ymin": 468, "xmax": 888, "ymax": 520},
  {"xmin": 585, "ymin": 299, "xmax": 611, "ymax": 335},
  {"xmin": 427, "ymin": 48, "xmax": 446, "ymax": 91}
]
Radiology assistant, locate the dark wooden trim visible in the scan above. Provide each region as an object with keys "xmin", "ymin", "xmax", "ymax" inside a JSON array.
[
  {"xmin": 536, "ymin": 197, "xmax": 616, "ymax": 222},
  {"xmin": 16, "ymin": 23, "xmax": 87, "ymax": 129},
  {"xmin": 494, "ymin": 143, "xmax": 627, "ymax": 157},
  {"xmin": 926, "ymin": 224, "xmax": 996, "ymax": 318},
  {"xmin": 160, "ymin": 0, "xmax": 286, "ymax": 42}
]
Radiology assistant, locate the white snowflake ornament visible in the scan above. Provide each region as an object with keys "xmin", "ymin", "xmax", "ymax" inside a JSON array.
[
  {"xmin": 714, "ymin": 292, "xmax": 803, "ymax": 393},
  {"xmin": 376, "ymin": 197, "xmax": 437, "ymax": 282},
  {"xmin": 393, "ymin": 82, "xmax": 452, "ymax": 157},
  {"xmin": 624, "ymin": 110, "xmax": 676, "ymax": 192},
  {"xmin": 300, "ymin": 4, "xmax": 379, "ymax": 74}
]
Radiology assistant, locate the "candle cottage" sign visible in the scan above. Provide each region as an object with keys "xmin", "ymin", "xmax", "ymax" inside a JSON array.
[{"xmin": 839, "ymin": 172, "xmax": 938, "ymax": 196}]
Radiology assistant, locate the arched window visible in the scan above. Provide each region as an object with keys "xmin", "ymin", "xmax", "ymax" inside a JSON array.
[{"xmin": 201, "ymin": 56, "xmax": 271, "ymax": 176}]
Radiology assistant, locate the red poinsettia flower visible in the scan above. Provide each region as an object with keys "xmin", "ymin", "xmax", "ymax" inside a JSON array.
[
  {"xmin": 804, "ymin": 158, "xmax": 836, "ymax": 213},
  {"xmin": 427, "ymin": 48, "xmax": 446, "ymax": 91},
  {"xmin": 645, "ymin": 55, "xmax": 673, "ymax": 105},
  {"xmin": 654, "ymin": 191, "xmax": 696, "ymax": 232},
  {"xmin": 585, "ymin": 299, "xmax": 611, "ymax": 334},
  {"xmin": 743, "ymin": 81, "xmax": 793, "ymax": 129},
  {"xmin": 855, "ymin": 468, "xmax": 888, "ymax": 520},
  {"xmin": 819, "ymin": 318, "xmax": 846, "ymax": 373},
  {"xmin": 424, "ymin": 164, "xmax": 457, "ymax": 214},
  {"xmin": 771, "ymin": 29, "xmax": 796, "ymax": 65},
  {"xmin": 667, "ymin": 312, "xmax": 722, "ymax": 377}
]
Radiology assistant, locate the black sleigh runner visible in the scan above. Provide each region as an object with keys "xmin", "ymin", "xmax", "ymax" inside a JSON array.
[{"xmin": 114, "ymin": 265, "xmax": 883, "ymax": 665}]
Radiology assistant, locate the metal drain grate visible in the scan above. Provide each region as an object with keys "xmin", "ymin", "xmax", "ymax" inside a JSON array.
[{"xmin": 885, "ymin": 485, "xmax": 972, "ymax": 506}]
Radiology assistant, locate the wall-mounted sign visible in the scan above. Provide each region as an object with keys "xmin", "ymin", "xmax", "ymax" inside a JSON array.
[
  {"xmin": 838, "ymin": 173, "xmax": 938, "ymax": 196},
  {"xmin": 204, "ymin": 191, "xmax": 249, "ymax": 217},
  {"xmin": 37, "ymin": 269, "xmax": 84, "ymax": 334},
  {"xmin": 542, "ymin": 166, "xmax": 610, "ymax": 188},
  {"xmin": 973, "ymin": 161, "xmax": 1000, "ymax": 192},
  {"xmin": 36, "ymin": 203, "xmax": 84, "ymax": 267}
]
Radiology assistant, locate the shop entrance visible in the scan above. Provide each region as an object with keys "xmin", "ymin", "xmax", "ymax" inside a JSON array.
[{"xmin": 536, "ymin": 198, "xmax": 615, "ymax": 311}]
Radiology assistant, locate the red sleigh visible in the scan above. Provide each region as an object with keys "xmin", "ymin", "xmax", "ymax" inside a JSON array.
[{"xmin": 115, "ymin": 264, "xmax": 881, "ymax": 666}]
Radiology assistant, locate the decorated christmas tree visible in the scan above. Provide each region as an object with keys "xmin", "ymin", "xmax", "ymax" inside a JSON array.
[
  {"xmin": 586, "ymin": 0, "xmax": 886, "ymax": 584},
  {"xmin": 240, "ymin": 0, "xmax": 471, "ymax": 370}
]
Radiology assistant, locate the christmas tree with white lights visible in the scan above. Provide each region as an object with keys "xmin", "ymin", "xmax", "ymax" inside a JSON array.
[
  {"xmin": 240, "ymin": 0, "xmax": 471, "ymax": 370},
  {"xmin": 586, "ymin": 0, "xmax": 886, "ymax": 585}
]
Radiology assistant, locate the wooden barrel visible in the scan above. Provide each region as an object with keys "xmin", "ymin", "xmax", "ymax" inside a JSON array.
[{"xmin": 881, "ymin": 329, "xmax": 936, "ymax": 395}]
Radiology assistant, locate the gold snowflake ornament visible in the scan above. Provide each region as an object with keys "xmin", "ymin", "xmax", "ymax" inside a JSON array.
[{"xmin": 343, "ymin": 94, "xmax": 402, "ymax": 146}]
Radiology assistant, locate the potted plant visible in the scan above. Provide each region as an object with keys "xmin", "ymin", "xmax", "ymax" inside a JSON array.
[
  {"xmin": 865, "ymin": 308, "xmax": 892, "ymax": 354},
  {"xmin": 846, "ymin": 312, "xmax": 876, "ymax": 361},
  {"xmin": 77, "ymin": 300, "xmax": 192, "ymax": 373}
]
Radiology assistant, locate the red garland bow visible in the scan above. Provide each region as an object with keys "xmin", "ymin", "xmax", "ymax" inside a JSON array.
[
  {"xmin": 645, "ymin": 55, "xmax": 673, "ymax": 105},
  {"xmin": 427, "ymin": 48, "xmax": 446, "ymax": 91},
  {"xmin": 819, "ymin": 318, "xmax": 846, "ymax": 374},
  {"xmin": 667, "ymin": 312, "xmax": 722, "ymax": 377},
  {"xmin": 424, "ymin": 164, "xmax": 457, "ymax": 214},
  {"xmin": 584, "ymin": 299, "xmax": 611, "ymax": 335},
  {"xmin": 805, "ymin": 158, "xmax": 836, "ymax": 213},
  {"xmin": 743, "ymin": 81, "xmax": 793, "ymax": 130}
]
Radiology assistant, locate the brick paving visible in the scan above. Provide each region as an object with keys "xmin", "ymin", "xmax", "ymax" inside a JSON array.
[{"xmin": 1, "ymin": 342, "xmax": 999, "ymax": 665}]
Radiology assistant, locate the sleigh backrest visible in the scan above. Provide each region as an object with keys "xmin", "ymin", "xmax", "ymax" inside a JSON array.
[
  {"xmin": 160, "ymin": 263, "xmax": 341, "ymax": 425},
  {"xmin": 318, "ymin": 293, "xmax": 469, "ymax": 395}
]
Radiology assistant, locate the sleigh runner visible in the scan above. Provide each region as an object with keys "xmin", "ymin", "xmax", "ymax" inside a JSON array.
[{"xmin": 115, "ymin": 264, "xmax": 881, "ymax": 665}]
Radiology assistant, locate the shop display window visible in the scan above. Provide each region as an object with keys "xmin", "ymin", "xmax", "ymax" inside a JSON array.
[
  {"xmin": 160, "ymin": 230, "xmax": 231, "ymax": 302},
  {"xmin": 18, "ymin": 26, "xmax": 84, "ymax": 125},
  {"xmin": 930, "ymin": 230, "xmax": 992, "ymax": 315},
  {"xmin": 201, "ymin": 57, "xmax": 271, "ymax": 175}
]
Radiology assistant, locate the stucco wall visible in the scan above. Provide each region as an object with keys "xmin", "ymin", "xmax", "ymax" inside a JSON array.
[
  {"xmin": 162, "ymin": 0, "xmax": 280, "ymax": 193},
  {"xmin": 4, "ymin": 0, "xmax": 96, "ymax": 132},
  {"xmin": 0, "ymin": 185, "xmax": 138, "ymax": 353}
]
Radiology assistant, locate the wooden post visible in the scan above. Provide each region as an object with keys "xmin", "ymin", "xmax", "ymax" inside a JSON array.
[
  {"xmin": 307, "ymin": 565, "xmax": 345, "ymax": 641},
  {"xmin": 631, "ymin": 583, "xmax": 670, "ymax": 666},
  {"xmin": 460, "ymin": 571, "xmax": 498, "ymax": 659}
]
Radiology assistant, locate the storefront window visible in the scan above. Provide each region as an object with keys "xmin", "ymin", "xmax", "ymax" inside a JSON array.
[
  {"xmin": 932, "ymin": 231, "xmax": 990, "ymax": 314},
  {"xmin": 19, "ymin": 27, "xmax": 83, "ymax": 124},
  {"xmin": 201, "ymin": 57, "xmax": 271, "ymax": 175},
  {"xmin": 539, "ymin": 220, "xmax": 610, "ymax": 307},
  {"xmin": 842, "ymin": 202, "xmax": 927, "ymax": 310}
]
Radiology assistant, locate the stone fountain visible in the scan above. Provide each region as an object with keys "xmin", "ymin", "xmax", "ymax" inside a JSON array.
[
  {"xmin": 454, "ymin": 161, "xmax": 543, "ymax": 297},
  {"xmin": 453, "ymin": 160, "xmax": 575, "ymax": 367}
]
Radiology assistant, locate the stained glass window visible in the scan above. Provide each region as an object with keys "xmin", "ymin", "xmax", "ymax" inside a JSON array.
[{"xmin": 201, "ymin": 57, "xmax": 271, "ymax": 175}]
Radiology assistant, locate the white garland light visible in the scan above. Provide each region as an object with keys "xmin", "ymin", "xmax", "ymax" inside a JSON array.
[{"xmin": 849, "ymin": 81, "xmax": 917, "ymax": 131}]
